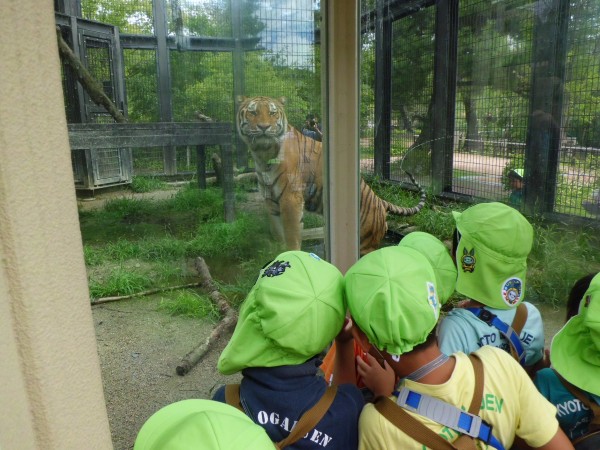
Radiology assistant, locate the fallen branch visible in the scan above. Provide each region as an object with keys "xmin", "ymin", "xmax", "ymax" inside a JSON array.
[
  {"xmin": 176, "ymin": 257, "xmax": 238, "ymax": 376},
  {"xmin": 91, "ymin": 282, "xmax": 203, "ymax": 306}
]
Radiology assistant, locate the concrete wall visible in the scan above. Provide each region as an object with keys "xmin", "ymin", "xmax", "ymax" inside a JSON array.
[{"xmin": 0, "ymin": 1, "xmax": 113, "ymax": 448}]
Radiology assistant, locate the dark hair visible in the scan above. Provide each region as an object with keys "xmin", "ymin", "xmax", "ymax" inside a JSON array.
[
  {"xmin": 411, "ymin": 328, "xmax": 438, "ymax": 352},
  {"xmin": 566, "ymin": 273, "xmax": 597, "ymax": 321},
  {"xmin": 451, "ymin": 228, "xmax": 460, "ymax": 260},
  {"xmin": 507, "ymin": 171, "xmax": 523, "ymax": 180}
]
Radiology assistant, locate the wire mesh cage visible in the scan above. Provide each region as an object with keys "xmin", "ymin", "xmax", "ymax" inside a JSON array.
[{"xmin": 57, "ymin": 0, "xmax": 600, "ymax": 224}]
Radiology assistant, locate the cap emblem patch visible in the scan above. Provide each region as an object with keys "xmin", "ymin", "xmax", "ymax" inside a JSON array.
[
  {"xmin": 461, "ymin": 248, "xmax": 476, "ymax": 272},
  {"xmin": 502, "ymin": 277, "xmax": 522, "ymax": 306},
  {"xmin": 427, "ymin": 281, "xmax": 440, "ymax": 317},
  {"xmin": 262, "ymin": 260, "xmax": 291, "ymax": 277}
]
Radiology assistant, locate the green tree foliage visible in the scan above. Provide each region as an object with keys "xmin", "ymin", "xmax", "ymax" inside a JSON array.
[
  {"xmin": 82, "ymin": 0, "xmax": 321, "ymax": 127},
  {"xmin": 82, "ymin": 0, "xmax": 154, "ymax": 34},
  {"xmin": 170, "ymin": 51, "xmax": 234, "ymax": 122},
  {"xmin": 390, "ymin": 8, "xmax": 435, "ymax": 131},
  {"xmin": 124, "ymin": 49, "xmax": 159, "ymax": 122},
  {"xmin": 563, "ymin": 1, "xmax": 600, "ymax": 147}
]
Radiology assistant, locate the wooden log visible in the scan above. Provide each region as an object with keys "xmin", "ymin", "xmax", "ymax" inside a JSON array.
[
  {"xmin": 175, "ymin": 311, "xmax": 237, "ymax": 376},
  {"xmin": 90, "ymin": 282, "xmax": 202, "ymax": 306},
  {"xmin": 176, "ymin": 257, "xmax": 238, "ymax": 376},
  {"xmin": 301, "ymin": 226, "xmax": 324, "ymax": 241}
]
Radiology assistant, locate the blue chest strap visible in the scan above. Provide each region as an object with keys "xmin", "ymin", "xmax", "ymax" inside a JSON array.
[
  {"xmin": 465, "ymin": 307, "xmax": 526, "ymax": 366},
  {"xmin": 396, "ymin": 387, "xmax": 506, "ymax": 450},
  {"xmin": 376, "ymin": 354, "xmax": 506, "ymax": 450}
]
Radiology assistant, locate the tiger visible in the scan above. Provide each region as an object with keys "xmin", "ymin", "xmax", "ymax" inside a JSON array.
[{"xmin": 236, "ymin": 95, "xmax": 426, "ymax": 255}]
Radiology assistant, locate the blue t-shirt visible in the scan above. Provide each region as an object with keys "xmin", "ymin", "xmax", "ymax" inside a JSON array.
[
  {"xmin": 437, "ymin": 302, "xmax": 545, "ymax": 366},
  {"xmin": 534, "ymin": 368, "xmax": 600, "ymax": 441},
  {"xmin": 213, "ymin": 358, "xmax": 364, "ymax": 449}
]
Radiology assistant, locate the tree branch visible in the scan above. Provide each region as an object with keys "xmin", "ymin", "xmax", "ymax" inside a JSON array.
[
  {"xmin": 56, "ymin": 27, "xmax": 127, "ymax": 123},
  {"xmin": 176, "ymin": 257, "xmax": 238, "ymax": 375}
]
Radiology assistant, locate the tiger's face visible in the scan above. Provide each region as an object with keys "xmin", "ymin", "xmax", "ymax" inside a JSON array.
[{"xmin": 236, "ymin": 96, "xmax": 288, "ymax": 146}]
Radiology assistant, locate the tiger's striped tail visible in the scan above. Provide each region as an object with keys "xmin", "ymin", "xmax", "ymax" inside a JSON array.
[{"xmin": 383, "ymin": 170, "xmax": 426, "ymax": 216}]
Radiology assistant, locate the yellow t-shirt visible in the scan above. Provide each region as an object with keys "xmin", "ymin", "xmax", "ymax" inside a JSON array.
[{"xmin": 358, "ymin": 346, "xmax": 558, "ymax": 450}]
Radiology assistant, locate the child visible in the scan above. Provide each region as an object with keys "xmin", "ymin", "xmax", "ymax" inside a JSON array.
[
  {"xmin": 212, "ymin": 250, "xmax": 364, "ymax": 449},
  {"xmin": 134, "ymin": 399, "xmax": 274, "ymax": 449},
  {"xmin": 321, "ymin": 232, "xmax": 457, "ymax": 399},
  {"xmin": 534, "ymin": 272, "xmax": 600, "ymax": 446},
  {"xmin": 344, "ymin": 245, "xmax": 572, "ymax": 449},
  {"xmin": 437, "ymin": 202, "xmax": 546, "ymax": 375},
  {"xmin": 508, "ymin": 168, "xmax": 524, "ymax": 207},
  {"xmin": 565, "ymin": 272, "xmax": 597, "ymax": 321}
]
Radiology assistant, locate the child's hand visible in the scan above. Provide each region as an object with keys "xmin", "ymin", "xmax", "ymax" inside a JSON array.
[
  {"xmin": 335, "ymin": 317, "xmax": 354, "ymax": 344},
  {"xmin": 356, "ymin": 353, "xmax": 396, "ymax": 398}
]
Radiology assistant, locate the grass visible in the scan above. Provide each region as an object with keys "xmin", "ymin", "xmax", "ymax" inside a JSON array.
[
  {"xmin": 80, "ymin": 176, "xmax": 599, "ymax": 313},
  {"xmin": 88, "ymin": 266, "xmax": 154, "ymax": 299},
  {"xmin": 158, "ymin": 290, "xmax": 220, "ymax": 320},
  {"xmin": 527, "ymin": 220, "xmax": 600, "ymax": 307},
  {"xmin": 79, "ymin": 182, "xmax": 281, "ymax": 306},
  {"xmin": 365, "ymin": 176, "xmax": 464, "ymax": 239},
  {"xmin": 130, "ymin": 176, "xmax": 168, "ymax": 193}
]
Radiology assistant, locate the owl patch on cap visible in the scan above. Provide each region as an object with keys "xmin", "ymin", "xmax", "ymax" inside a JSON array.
[
  {"xmin": 461, "ymin": 248, "xmax": 476, "ymax": 273},
  {"xmin": 502, "ymin": 277, "xmax": 522, "ymax": 307}
]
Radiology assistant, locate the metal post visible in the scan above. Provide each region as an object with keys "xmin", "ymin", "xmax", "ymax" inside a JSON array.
[
  {"xmin": 432, "ymin": 0, "xmax": 458, "ymax": 195},
  {"xmin": 231, "ymin": 0, "xmax": 247, "ymax": 169},
  {"xmin": 325, "ymin": 0, "xmax": 360, "ymax": 271},
  {"xmin": 524, "ymin": 0, "xmax": 570, "ymax": 215},
  {"xmin": 221, "ymin": 144, "xmax": 236, "ymax": 222},
  {"xmin": 153, "ymin": 0, "xmax": 176, "ymax": 175},
  {"xmin": 373, "ymin": 0, "xmax": 391, "ymax": 180},
  {"xmin": 196, "ymin": 145, "xmax": 206, "ymax": 189}
]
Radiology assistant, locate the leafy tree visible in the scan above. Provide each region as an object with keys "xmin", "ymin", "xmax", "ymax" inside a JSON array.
[
  {"xmin": 123, "ymin": 49, "xmax": 159, "ymax": 122},
  {"xmin": 82, "ymin": 0, "xmax": 153, "ymax": 34}
]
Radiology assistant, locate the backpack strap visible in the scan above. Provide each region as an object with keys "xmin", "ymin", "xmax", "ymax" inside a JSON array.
[
  {"xmin": 553, "ymin": 370, "xmax": 600, "ymax": 432},
  {"xmin": 466, "ymin": 353, "xmax": 484, "ymax": 414},
  {"xmin": 224, "ymin": 383, "xmax": 245, "ymax": 412},
  {"xmin": 465, "ymin": 307, "xmax": 526, "ymax": 365},
  {"xmin": 374, "ymin": 354, "xmax": 504, "ymax": 450},
  {"xmin": 509, "ymin": 304, "xmax": 528, "ymax": 363},
  {"xmin": 276, "ymin": 385, "xmax": 338, "ymax": 449},
  {"xmin": 511, "ymin": 303, "xmax": 528, "ymax": 335},
  {"xmin": 374, "ymin": 395, "xmax": 458, "ymax": 449},
  {"xmin": 451, "ymin": 354, "xmax": 485, "ymax": 449},
  {"xmin": 225, "ymin": 383, "xmax": 338, "ymax": 449}
]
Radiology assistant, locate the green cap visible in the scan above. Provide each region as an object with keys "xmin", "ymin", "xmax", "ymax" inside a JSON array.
[
  {"xmin": 551, "ymin": 273, "xmax": 600, "ymax": 397},
  {"xmin": 452, "ymin": 202, "xmax": 533, "ymax": 310},
  {"xmin": 509, "ymin": 168, "xmax": 524, "ymax": 180},
  {"xmin": 134, "ymin": 399, "xmax": 274, "ymax": 450},
  {"xmin": 398, "ymin": 231, "xmax": 457, "ymax": 303},
  {"xmin": 345, "ymin": 246, "xmax": 440, "ymax": 355},
  {"xmin": 218, "ymin": 251, "xmax": 345, "ymax": 375}
]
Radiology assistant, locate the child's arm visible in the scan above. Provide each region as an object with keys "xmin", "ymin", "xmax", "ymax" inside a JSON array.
[{"xmin": 332, "ymin": 317, "xmax": 357, "ymax": 385}]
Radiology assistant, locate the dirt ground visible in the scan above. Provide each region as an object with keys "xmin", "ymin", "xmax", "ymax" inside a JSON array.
[
  {"xmin": 92, "ymin": 295, "xmax": 240, "ymax": 450},
  {"xmin": 79, "ymin": 187, "xmax": 240, "ymax": 450}
]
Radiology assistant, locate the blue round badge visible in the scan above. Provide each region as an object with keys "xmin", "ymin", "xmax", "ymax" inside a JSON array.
[{"xmin": 502, "ymin": 277, "xmax": 522, "ymax": 306}]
